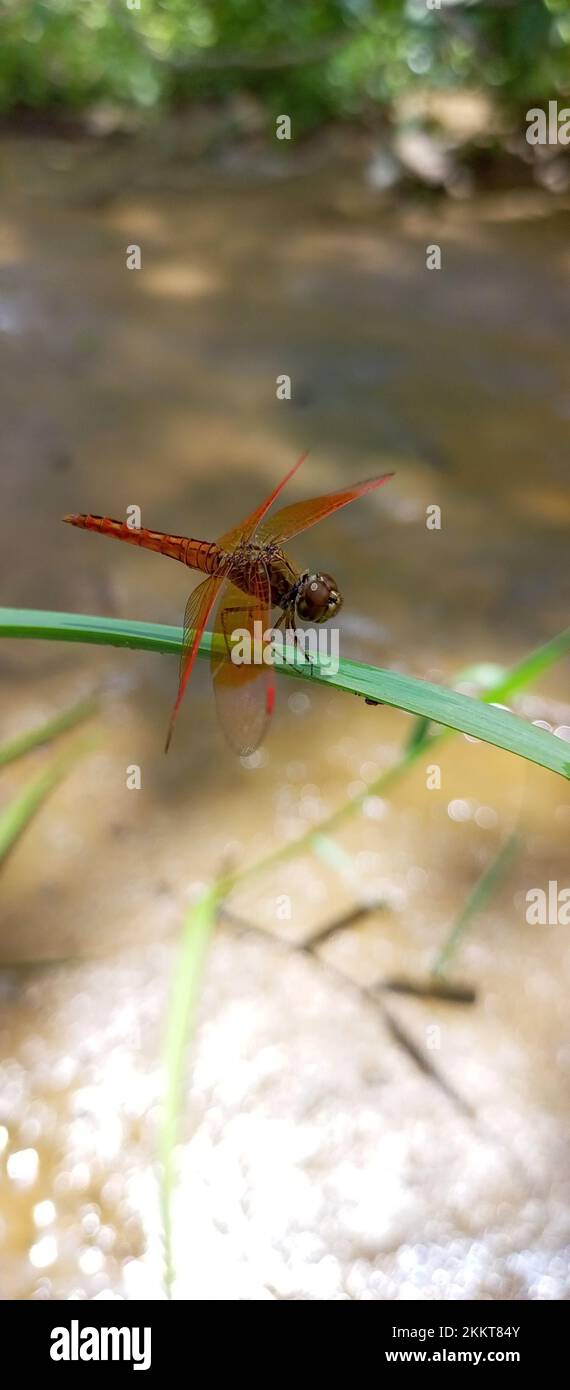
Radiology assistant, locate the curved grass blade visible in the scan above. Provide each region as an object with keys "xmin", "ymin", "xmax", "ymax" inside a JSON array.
[
  {"xmin": 219, "ymin": 627, "xmax": 570, "ymax": 896},
  {"xmin": 0, "ymin": 738, "xmax": 94, "ymax": 866},
  {"xmin": 0, "ymin": 695, "xmax": 98, "ymax": 769},
  {"xmin": 1, "ymin": 609, "xmax": 569, "ymax": 780},
  {"xmin": 432, "ymin": 831, "xmax": 520, "ymax": 977}
]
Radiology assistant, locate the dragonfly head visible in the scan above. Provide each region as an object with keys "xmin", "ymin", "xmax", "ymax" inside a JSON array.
[{"xmin": 295, "ymin": 573, "xmax": 342, "ymax": 624}]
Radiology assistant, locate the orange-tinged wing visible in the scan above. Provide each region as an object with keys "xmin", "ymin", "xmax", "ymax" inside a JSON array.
[
  {"xmin": 257, "ymin": 473, "xmax": 394, "ymax": 546},
  {"xmin": 165, "ymin": 574, "xmax": 225, "ymax": 752},
  {"xmin": 211, "ymin": 562, "xmax": 274, "ymax": 757},
  {"xmin": 216, "ymin": 451, "xmax": 309, "ymax": 552},
  {"xmin": 163, "ymin": 447, "xmax": 311, "ymax": 753}
]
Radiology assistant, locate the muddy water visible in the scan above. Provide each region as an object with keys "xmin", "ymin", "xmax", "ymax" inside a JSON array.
[{"xmin": 0, "ymin": 136, "xmax": 569, "ymax": 1299}]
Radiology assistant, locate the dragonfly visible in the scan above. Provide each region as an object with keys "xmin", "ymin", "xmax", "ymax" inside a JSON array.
[{"xmin": 64, "ymin": 454, "xmax": 393, "ymax": 756}]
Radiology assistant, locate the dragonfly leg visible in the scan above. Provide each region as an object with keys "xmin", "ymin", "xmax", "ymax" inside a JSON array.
[
  {"xmin": 276, "ymin": 605, "xmax": 301, "ymax": 667},
  {"xmin": 289, "ymin": 608, "xmax": 317, "ymax": 667},
  {"xmin": 273, "ymin": 605, "xmax": 316, "ymax": 669},
  {"xmin": 272, "ymin": 608, "xmax": 291, "ymax": 666}
]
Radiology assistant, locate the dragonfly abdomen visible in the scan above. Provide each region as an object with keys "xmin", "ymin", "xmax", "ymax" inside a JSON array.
[{"xmin": 63, "ymin": 514, "xmax": 218, "ymax": 572}]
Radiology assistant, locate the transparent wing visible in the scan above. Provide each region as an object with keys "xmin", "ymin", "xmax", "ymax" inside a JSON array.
[
  {"xmin": 164, "ymin": 574, "xmax": 226, "ymax": 752},
  {"xmin": 217, "ymin": 451, "xmax": 309, "ymax": 551},
  {"xmin": 257, "ymin": 473, "xmax": 394, "ymax": 546},
  {"xmin": 211, "ymin": 560, "xmax": 275, "ymax": 757}
]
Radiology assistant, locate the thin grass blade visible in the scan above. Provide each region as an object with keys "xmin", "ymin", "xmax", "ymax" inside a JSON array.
[
  {"xmin": 0, "ymin": 695, "xmax": 98, "ymax": 769},
  {"xmin": 432, "ymin": 831, "xmax": 520, "ymax": 977},
  {"xmin": 0, "ymin": 739, "xmax": 94, "ymax": 866},
  {"xmin": 160, "ymin": 884, "xmax": 220, "ymax": 1298}
]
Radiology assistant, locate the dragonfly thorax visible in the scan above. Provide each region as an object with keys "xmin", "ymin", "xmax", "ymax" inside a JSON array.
[{"xmin": 294, "ymin": 572, "xmax": 342, "ymax": 624}]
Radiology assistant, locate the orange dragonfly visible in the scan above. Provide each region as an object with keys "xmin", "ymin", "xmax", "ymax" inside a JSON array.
[{"xmin": 64, "ymin": 455, "xmax": 393, "ymax": 755}]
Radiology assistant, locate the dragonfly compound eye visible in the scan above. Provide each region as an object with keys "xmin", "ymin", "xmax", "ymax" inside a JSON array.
[{"xmin": 296, "ymin": 573, "xmax": 342, "ymax": 623}]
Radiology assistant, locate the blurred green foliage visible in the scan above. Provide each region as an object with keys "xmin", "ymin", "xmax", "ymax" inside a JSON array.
[{"xmin": 0, "ymin": 0, "xmax": 568, "ymax": 124}]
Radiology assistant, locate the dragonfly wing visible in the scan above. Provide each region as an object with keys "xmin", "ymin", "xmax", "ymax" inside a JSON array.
[
  {"xmin": 257, "ymin": 473, "xmax": 394, "ymax": 545},
  {"xmin": 217, "ymin": 451, "xmax": 309, "ymax": 551},
  {"xmin": 165, "ymin": 574, "xmax": 225, "ymax": 752},
  {"xmin": 211, "ymin": 562, "xmax": 274, "ymax": 757}
]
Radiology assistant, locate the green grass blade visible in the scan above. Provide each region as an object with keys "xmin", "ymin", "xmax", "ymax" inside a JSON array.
[
  {"xmin": 218, "ymin": 622, "xmax": 570, "ymax": 894},
  {"xmin": 0, "ymin": 608, "xmax": 185, "ymax": 656},
  {"xmin": 0, "ymin": 695, "xmax": 98, "ymax": 768},
  {"xmin": 160, "ymin": 884, "xmax": 219, "ymax": 1299},
  {"xmin": 307, "ymin": 657, "xmax": 569, "ymax": 778},
  {"xmin": 312, "ymin": 833, "xmax": 363, "ymax": 890},
  {"xmin": 0, "ymin": 739, "xmax": 93, "ymax": 865},
  {"xmin": 405, "ymin": 714, "xmax": 431, "ymax": 752},
  {"xmin": 432, "ymin": 832, "xmax": 520, "ymax": 977},
  {"xmin": 480, "ymin": 627, "xmax": 570, "ymax": 702},
  {"xmin": 1, "ymin": 609, "xmax": 569, "ymax": 780}
]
